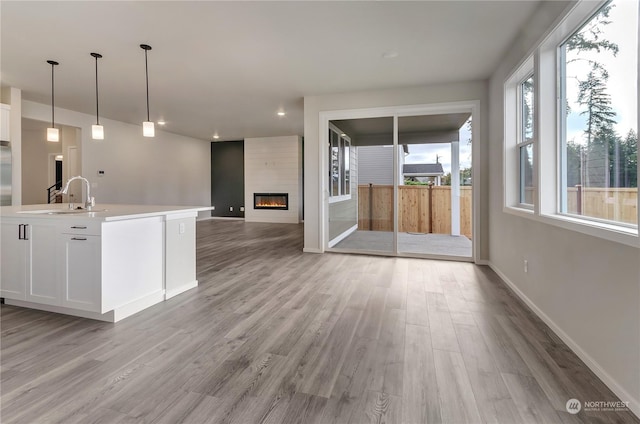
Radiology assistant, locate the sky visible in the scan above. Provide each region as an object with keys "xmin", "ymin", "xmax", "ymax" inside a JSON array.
[
  {"xmin": 565, "ymin": 0, "xmax": 638, "ymax": 144},
  {"xmin": 404, "ymin": 120, "xmax": 472, "ymax": 174},
  {"xmin": 406, "ymin": 0, "xmax": 637, "ymax": 174}
]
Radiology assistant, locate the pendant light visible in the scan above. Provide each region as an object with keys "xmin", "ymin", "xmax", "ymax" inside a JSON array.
[
  {"xmin": 90, "ymin": 53, "xmax": 104, "ymax": 140},
  {"xmin": 46, "ymin": 60, "xmax": 59, "ymax": 142},
  {"xmin": 140, "ymin": 44, "xmax": 154, "ymax": 137}
]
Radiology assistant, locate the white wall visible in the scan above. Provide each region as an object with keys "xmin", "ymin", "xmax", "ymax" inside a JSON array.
[
  {"xmin": 244, "ymin": 135, "xmax": 302, "ymax": 224},
  {"xmin": 488, "ymin": 0, "xmax": 640, "ymax": 416},
  {"xmin": 21, "ymin": 101, "xmax": 211, "ymax": 213},
  {"xmin": 303, "ymin": 81, "xmax": 489, "ymax": 256}
]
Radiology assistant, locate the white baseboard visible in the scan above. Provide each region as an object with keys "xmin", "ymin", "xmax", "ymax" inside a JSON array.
[
  {"xmin": 328, "ymin": 224, "xmax": 358, "ymax": 248},
  {"xmin": 5, "ymin": 290, "xmax": 165, "ymax": 323},
  {"xmin": 198, "ymin": 216, "xmax": 245, "ymax": 221},
  {"xmin": 112, "ymin": 290, "xmax": 165, "ymax": 322},
  {"xmin": 5, "ymin": 299, "xmax": 116, "ymax": 322},
  {"xmin": 165, "ymin": 280, "xmax": 198, "ymax": 300},
  {"xmin": 487, "ymin": 262, "xmax": 640, "ymax": 419},
  {"xmin": 303, "ymin": 247, "xmax": 323, "ymax": 254}
]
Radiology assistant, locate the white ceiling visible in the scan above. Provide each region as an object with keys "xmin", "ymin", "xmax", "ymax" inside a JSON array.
[{"xmin": 1, "ymin": 1, "xmax": 540, "ymax": 142}]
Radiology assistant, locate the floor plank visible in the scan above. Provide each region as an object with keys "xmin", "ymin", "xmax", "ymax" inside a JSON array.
[{"xmin": 0, "ymin": 220, "xmax": 636, "ymax": 424}]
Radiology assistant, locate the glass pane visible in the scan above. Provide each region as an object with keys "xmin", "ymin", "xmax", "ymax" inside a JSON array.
[
  {"xmin": 331, "ymin": 130, "xmax": 340, "ymax": 196},
  {"xmin": 343, "ymin": 138, "xmax": 350, "ymax": 195},
  {"xmin": 328, "ymin": 117, "xmax": 394, "ymax": 254},
  {"xmin": 397, "ymin": 115, "xmax": 472, "ymax": 258},
  {"xmin": 520, "ymin": 144, "xmax": 534, "ymax": 205},
  {"xmin": 561, "ymin": 0, "xmax": 638, "ymax": 226},
  {"xmin": 522, "ymin": 75, "xmax": 534, "ymax": 142}
]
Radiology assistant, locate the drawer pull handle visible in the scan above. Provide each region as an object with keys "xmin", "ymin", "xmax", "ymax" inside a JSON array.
[
  {"xmin": 70, "ymin": 226, "xmax": 87, "ymax": 229},
  {"xmin": 71, "ymin": 237, "xmax": 87, "ymax": 241}
]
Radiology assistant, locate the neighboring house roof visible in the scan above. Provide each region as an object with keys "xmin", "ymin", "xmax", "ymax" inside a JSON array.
[{"xmin": 403, "ymin": 163, "xmax": 444, "ymax": 176}]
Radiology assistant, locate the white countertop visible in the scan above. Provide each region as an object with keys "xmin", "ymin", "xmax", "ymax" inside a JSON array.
[{"xmin": 0, "ymin": 203, "xmax": 212, "ymax": 222}]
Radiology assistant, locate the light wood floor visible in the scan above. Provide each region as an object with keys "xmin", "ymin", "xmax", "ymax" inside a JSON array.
[{"xmin": 1, "ymin": 220, "xmax": 637, "ymax": 424}]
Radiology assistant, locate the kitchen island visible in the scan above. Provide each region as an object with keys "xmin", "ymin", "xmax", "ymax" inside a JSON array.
[{"xmin": 0, "ymin": 204, "xmax": 210, "ymax": 322}]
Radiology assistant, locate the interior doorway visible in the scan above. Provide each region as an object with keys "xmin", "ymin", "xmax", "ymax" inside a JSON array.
[
  {"xmin": 21, "ymin": 118, "xmax": 81, "ymax": 205},
  {"xmin": 323, "ymin": 102, "xmax": 479, "ymax": 262}
]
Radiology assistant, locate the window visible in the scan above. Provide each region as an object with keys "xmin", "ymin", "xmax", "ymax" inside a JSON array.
[
  {"xmin": 329, "ymin": 124, "xmax": 351, "ymax": 201},
  {"xmin": 559, "ymin": 0, "xmax": 638, "ymax": 228},
  {"xmin": 518, "ymin": 74, "xmax": 535, "ymax": 206},
  {"xmin": 504, "ymin": 56, "xmax": 534, "ymax": 213}
]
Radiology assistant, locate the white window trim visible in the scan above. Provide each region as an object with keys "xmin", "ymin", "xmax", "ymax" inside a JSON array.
[
  {"xmin": 329, "ymin": 194, "xmax": 351, "ymax": 204},
  {"xmin": 504, "ymin": 56, "xmax": 535, "ymax": 214},
  {"xmin": 328, "ymin": 123, "xmax": 352, "ymax": 203},
  {"xmin": 503, "ymin": 0, "xmax": 640, "ymax": 248},
  {"xmin": 517, "ymin": 72, "xmax": 536, "ymax": 209}
]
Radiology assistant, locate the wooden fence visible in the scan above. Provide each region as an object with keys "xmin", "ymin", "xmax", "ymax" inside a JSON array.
[
  {"xmin": 356, "ymin": 185, "xmax": 637, "ymax": 238},
  {"xmin": 358, "ymin": 185, "xmax": 473, "ymax": 238},
  {"xmin": 566, "ymin": 186, "xmax": 637, "ymax": 225}
]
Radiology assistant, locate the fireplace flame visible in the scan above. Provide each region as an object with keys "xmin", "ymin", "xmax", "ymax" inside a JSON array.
[{"xmin": 256, "ymin": 200, "xmax": 286, "ymax": 207}]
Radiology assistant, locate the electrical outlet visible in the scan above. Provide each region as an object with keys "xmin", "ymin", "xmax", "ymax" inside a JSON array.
[
  {"xmin": 229, "ymin": 206, "xmax": 233, "ymax": 211},
  {"xmin": 179, "ymin": 223, "xmax": 185, "ymax": 234},
  {"xmin": 524, "ymin": 259, "xmax": 528, "ymax": 274}
]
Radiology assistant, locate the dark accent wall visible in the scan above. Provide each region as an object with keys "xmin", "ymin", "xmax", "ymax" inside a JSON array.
[{"xmin": 211, "ymin": 140, "xmax": 245, "ymax": 217}]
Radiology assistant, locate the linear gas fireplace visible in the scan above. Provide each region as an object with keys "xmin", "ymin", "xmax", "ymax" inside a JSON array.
[{"xmin": 254, "ymin": 193, "xmax": 288, "ymax": 210}]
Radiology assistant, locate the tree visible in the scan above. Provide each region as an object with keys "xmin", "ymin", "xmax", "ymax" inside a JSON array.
[
  {"xmin": 565, "ymin": 3, "xmax": 623, "ymax": 188},
  {"xmin": 577, "ymin": 69, "xmax": 617, "ymax": 147},
  {"xmin": 441, "ymin": 167, "xmax": 471, "ymax": 186},
  {"xmin": 565, "ymin": 4, "xmax": 619, "ymax": 78},
  {"xmin": 620, "ymin": 130, "xmax": 638, "ymax": 188},
  {"xmin": 566, "ymin": 139, "xmax": 583, "ymax": 188}
]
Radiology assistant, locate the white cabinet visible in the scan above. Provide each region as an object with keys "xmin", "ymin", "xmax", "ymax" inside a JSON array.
[
  {"xmin": 1, "ymin": 218, "xmax": 100, "ymax": 312},
  {"xmin": 25, "ymin": 222, "xmax": 58, "ymax": 305},
  {"xmin": 0, "ymin": 221, "xmax": 27, "ymax": 300},
  {"xmin": 0, "ymin": 208, "xmax": 199, "ymax": 322},
  {"xmin": 59, "ymin": 234, "xmax": 101, "ymax": 312},
  {"xmin": 1, "ymin": 220, "xmax": 57, "ymax": 303},
  {"xmin": 1, "ymin": 104, "xmax": 10, "ymax": 141}
]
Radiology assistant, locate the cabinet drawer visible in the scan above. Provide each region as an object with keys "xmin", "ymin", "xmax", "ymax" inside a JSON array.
[{"xmin": 60, "ymin": 222, "xmax": 101, "ymax": 236}]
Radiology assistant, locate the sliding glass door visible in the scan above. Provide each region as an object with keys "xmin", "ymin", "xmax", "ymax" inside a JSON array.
[
  {"xmin": 328, "ymin": 118, "xmax": 395, "ymax": 254},
  {"xmin": 326, "ymin": 107, "xmax": 475, "ymax": 261}
]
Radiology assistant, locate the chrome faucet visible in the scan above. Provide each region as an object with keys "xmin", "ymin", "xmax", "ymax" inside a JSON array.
[{"xmin": 61, "ymin": 176, "xmax": 95, "ymax": 210}]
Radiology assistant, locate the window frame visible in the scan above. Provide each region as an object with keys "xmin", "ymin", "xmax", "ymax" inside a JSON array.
[
  {"xmin": 504, "ymin": 56, "xmax": 536, "ymax": 215},
  {"xmin": 503, "ymin": 0, "xmax": 639, "ymax": 248},
  {"xmin": 328, "ymin": 123, "xmax": 352, "ymax": 203},
  {"xmin": 517, "ymin": 73, "xmax": 536, "ymax": 209}
]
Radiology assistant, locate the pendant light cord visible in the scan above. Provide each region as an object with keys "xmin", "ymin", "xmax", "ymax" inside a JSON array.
[
  {"xmin": 95, "ymin": 55, "xmax": 99, "ymax": 125},
  {"xmin": 51, "ymin": 63, "xmax": 55, "ymax": 127},
  {"xmin": 144, "ymin": 48, "xmax": 150, "ymax": 121}
]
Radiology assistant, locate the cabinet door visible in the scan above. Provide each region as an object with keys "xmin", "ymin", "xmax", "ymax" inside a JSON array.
[
  {"xmin": 60, "ymin": 234, "xmax": 101, "ymax": 312},
  {"xmin": 0, "ymin": 222, "xmax": 27, "ymax": 300},
  {"xmin": 25, "ymin": 223, "xmax": 59, "ymax": 305}
]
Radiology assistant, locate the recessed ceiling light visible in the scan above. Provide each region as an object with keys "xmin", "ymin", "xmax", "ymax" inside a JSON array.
[
  {"xmin": 341, "ymin": 133, "xmax": 346, "ymax": 137},
  {"xmin": 277, "ymin": 111, "xmax": 286, "ymax": 117},
  {"xmin": 157, "ymin": 120, "xmax": 166, "ymax": 126},
  {"xmin": 382, "ymin": 51, "xmax": 399, "ymax": 59},
  {"xmin": 213, "ymin": 134, "xmax": 220, "ymax": 140}
]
